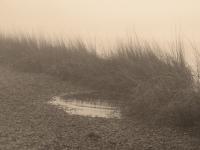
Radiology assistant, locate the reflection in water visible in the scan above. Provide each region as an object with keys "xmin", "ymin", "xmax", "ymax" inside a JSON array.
[{"xmin": 48, "ymin": 96, "xmax": 121, "ymax": 119}]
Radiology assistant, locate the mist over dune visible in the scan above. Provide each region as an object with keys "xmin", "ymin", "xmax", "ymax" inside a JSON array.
[
  {"xmin": 0, "ymin": 0, "xmax": 200, "ymax": 43},
  {"xmin": 0, "ymin": 0, "xmax": 199, "ymax": 66}
]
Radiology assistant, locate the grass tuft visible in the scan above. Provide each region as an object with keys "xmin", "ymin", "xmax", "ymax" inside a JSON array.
[{"xmin": 0, "ymin": 34, "xmax": 200, "ymax": 128}]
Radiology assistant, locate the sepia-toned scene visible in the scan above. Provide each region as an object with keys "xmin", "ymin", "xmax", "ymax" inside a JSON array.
[{"xmin": 1, "ymin": 0, "xmax": 200, "ymax": 149}]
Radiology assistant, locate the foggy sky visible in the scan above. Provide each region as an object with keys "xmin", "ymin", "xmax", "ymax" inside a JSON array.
[{"xmin": 0, "ymin": 0, "xmax": 200, "ymax": 46}]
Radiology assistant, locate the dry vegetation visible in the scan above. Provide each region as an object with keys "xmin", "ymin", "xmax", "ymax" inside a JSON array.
[{"xmin": 1, "ymin": 34, "xmax": 200, "ymax": 128}]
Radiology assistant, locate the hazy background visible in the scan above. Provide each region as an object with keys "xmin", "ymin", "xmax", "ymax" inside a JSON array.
[{"xmin": 0, "ymin": 0, "xmax": 200, "ymax": 63}]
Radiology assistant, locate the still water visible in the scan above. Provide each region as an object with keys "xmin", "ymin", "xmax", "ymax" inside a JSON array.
[{"xmin": 48, "ymin": 95, "xmax": 121, "ymax": 119}]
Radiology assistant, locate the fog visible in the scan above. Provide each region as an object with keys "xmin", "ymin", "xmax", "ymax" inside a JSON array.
[{"xmin": 1, "ymin": 0, "xmax": 200, "ymax": 61}]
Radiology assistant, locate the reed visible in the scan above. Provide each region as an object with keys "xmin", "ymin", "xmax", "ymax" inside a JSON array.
[{"xmin": 0, "ymin": 34, "xmax": 199, "ymax": 127}]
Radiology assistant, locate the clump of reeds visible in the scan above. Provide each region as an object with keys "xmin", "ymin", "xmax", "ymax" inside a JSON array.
[{"xmin": 0, "ymin": 34, "xmax": 200, "ymax": 127}]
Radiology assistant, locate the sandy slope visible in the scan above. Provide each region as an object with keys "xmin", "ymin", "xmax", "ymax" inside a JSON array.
[{"xmin": 0, "ymin": 66, "xmax": 199, "ymax": 150}]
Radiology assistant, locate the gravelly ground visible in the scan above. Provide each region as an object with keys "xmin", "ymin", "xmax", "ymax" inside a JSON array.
[{"xmin": 0, "ymin": 65, "xmax": 200, "ymax": 150}]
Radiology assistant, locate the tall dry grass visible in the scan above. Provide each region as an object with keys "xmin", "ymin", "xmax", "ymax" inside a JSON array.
[{"xmin": 0, "ymin": 34, "xmax": 200, "ymax": 127}]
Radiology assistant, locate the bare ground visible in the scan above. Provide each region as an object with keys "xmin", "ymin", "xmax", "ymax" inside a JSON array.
[{"xmin": 0, "ymin": 66, "xmax": 200, "ymax": 150}]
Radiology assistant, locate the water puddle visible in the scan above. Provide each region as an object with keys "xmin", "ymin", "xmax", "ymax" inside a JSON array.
[{"xmin": 48, "ymin": 95, "xmax": 121, "ymax": 119}]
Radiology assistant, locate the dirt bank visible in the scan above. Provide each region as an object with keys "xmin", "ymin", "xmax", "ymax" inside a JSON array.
[{"xmin": 0, "ymin": 66, "xmax": 199, "ymax": 150}]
